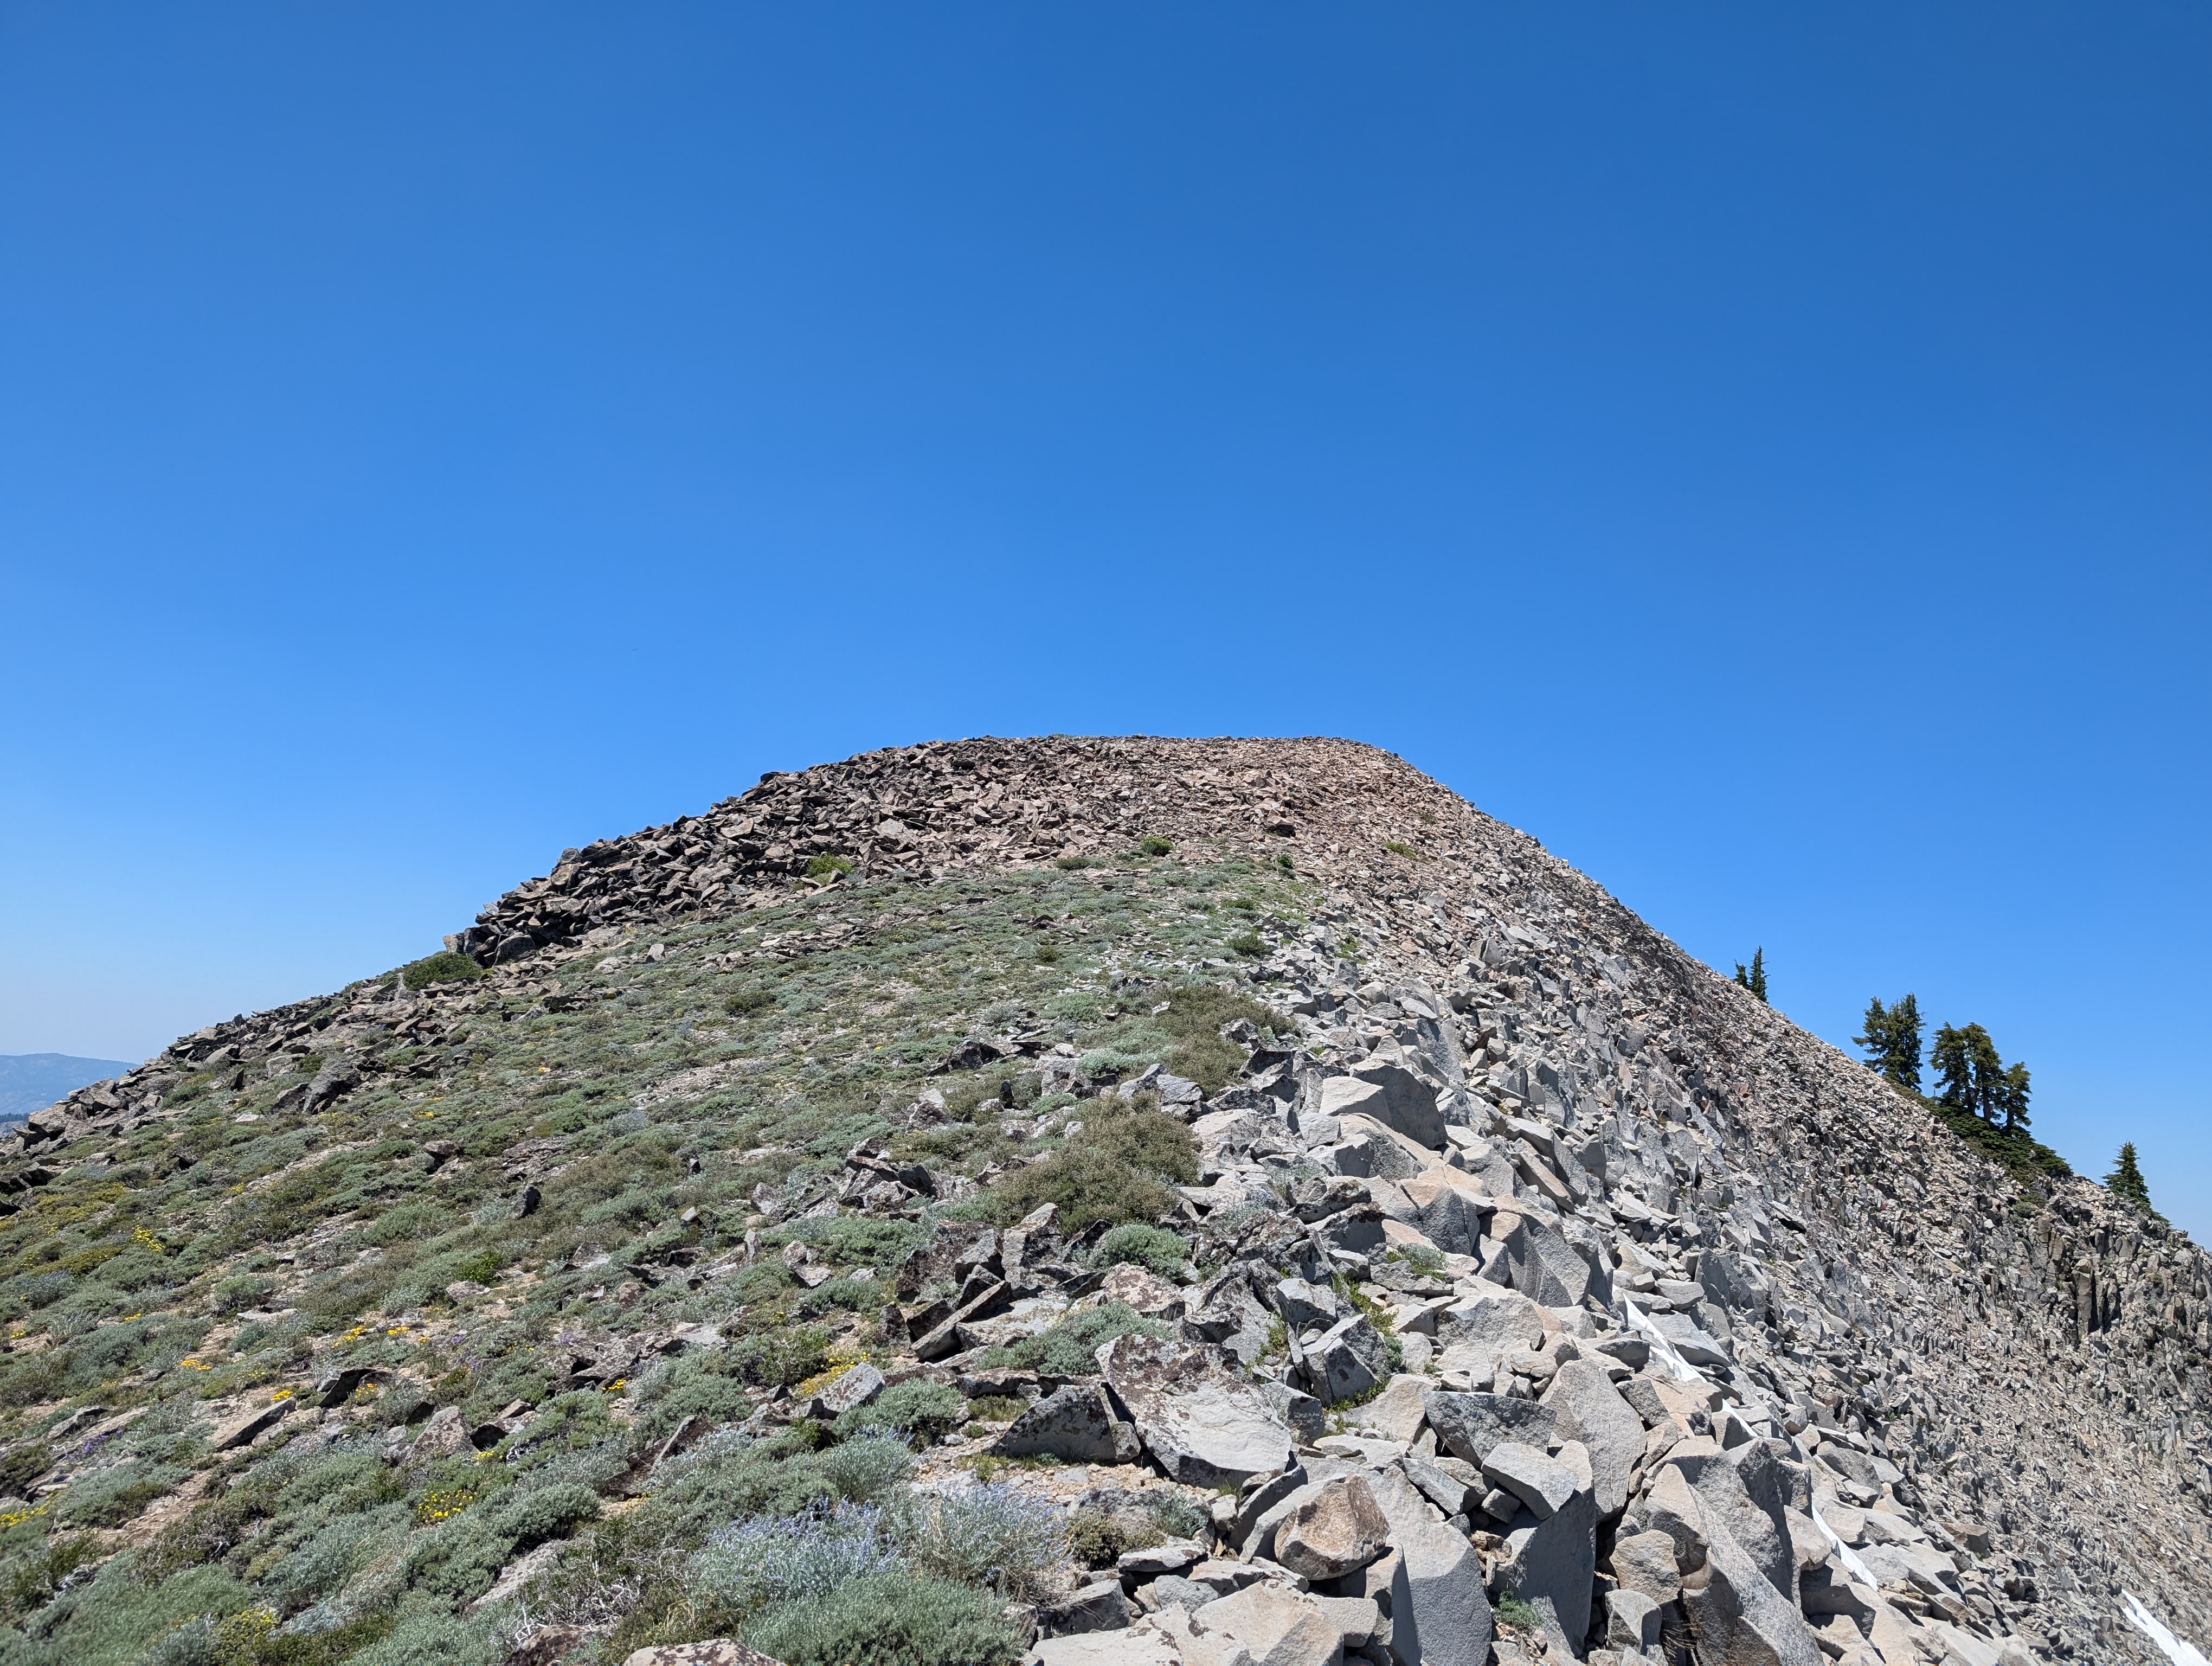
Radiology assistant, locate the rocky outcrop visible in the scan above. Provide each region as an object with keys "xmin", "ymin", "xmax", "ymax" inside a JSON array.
[{"xmin": 10, "ymin": 735, "xmax": 2208, "ymax": 1666}]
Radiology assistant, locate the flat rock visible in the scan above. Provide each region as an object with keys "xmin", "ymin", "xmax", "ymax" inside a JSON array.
[
  {"xmin": 1100, "ymin": 1334, "xmax": 1294, "ymax": 1488},
  {"xmin": 1194, "ymin": 1583, "xmax": 1347, "ymax": 1666},
  {"xmin": 1481, "ymin": 1441, "xmax": 1578, "ymax": 1521},
  {"xmin": 1422, "ymin": 1390, "xmax": 1558, "ymax": 1466},
  {"xmin": 1027, "ymin": 1629, "xmax": 1182, "ymax": 1666},
  {"xmin": 1120, "ymin": 1539, "xmax": 1207, "ymax": 1577},
  {"xmin": 621, "ymin": 1646, "xmax": 784, "ymax": 1666},
  {"xmin": 209, "ymin": 1398, "xmax": 289, "ymax": 1452},
  {"xmin": 1100, "ymin": 1263, "xmax": 1187, "ymax": 1319}
]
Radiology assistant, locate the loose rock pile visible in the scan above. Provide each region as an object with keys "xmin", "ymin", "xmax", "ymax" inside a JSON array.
[{"xmin": 14, "ymin": 736, "xmax": 2210, "ymax": 1666}]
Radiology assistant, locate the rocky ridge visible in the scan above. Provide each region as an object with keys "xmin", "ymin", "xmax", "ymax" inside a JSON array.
[{"xmin": 8, "ymin": 736, "xmax": 2209, "ymax": 1666}]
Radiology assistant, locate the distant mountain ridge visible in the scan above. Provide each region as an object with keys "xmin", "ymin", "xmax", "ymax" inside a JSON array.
[{"xmin": 0, "ymin": 1053, "xmax": 136, "ymax": 1122}]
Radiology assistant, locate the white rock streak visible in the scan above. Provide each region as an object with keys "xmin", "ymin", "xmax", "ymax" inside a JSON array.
[{"xmin": 2124, "ymin": 1590, "xmax": 2211, "ymax": 1666}]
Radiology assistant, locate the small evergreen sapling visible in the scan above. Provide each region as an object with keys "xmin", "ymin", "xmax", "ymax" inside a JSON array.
[
  {"xmin": 1732, "ymin": 949, "xmax": 1767, "ymax": 1003},
  {"xmin": 2106, "ymin": 1142, "xmax": 2158, "ymax": 1217}
]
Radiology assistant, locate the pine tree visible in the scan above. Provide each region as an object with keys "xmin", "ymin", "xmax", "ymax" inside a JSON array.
[
  {"xmin": 1734, "ymin": 963, "xmax": 1750, "ymax": 990},
  {"xmin": 1855, "ymin": 994, "xmax": 1923, "ymax": 1091},
  {"xmin": 1964, "ymin": 1023, "xmax": 2005, "ymax": 1123},
  {"xmin": 1999, "ymin": 1061, "xmax": 2031, "ymax": 1132},
  {"xmin": 2106, "ymin": 1142, "xmax": 2156, "ymax": 1216},
  {"xmin": 1930, "ymin": 1023, "xmax": 1972, "ymax": 1107},
  {"xmin": 1747, "ymin": 949, "xmax": 1767, "ymax": 1004},
  {"xmin": 1856, "ymin": 997, "xmax": 1890, "ymax": 1066}
]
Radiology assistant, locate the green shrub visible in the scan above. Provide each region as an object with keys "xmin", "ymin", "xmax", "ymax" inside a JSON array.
[
  {"xmin": 1387, "ymin": 1242, "xmax": 1447, "ymax": 1278},
  {"xmin": 769, "ymin": 1215, "xmax": 930, "ymax": 1270},
  {"xmin": 731, "ymin": 1326, "xmax": 832, "ymax": 1389},
  {"xmin": 724, "ymin": 985, "xmax": 777, "ymax": 1017},
  {"xmin": 57, "ymin": 1459, "xmax": 183, "ymax": 1526},
  {"xmin": 1227, "ymin": 933, "xmax": 1266, "ymax": 959},
  {"xmin": 978, "ymin": 1302, "xmax": 1166, "ymax": 1376},
  {"xmin": 1053, "ymin": 855, "xmax": 1094, "ymax": 870},
  {"xmin": 903, "ymin": 1483, "xmax": 1066, "ymax": 1598},
  {"xmin": 994, "ymin": 1106, "xmax": 1196, "ymax": 1232},
  {"xmin": 1382, "ymin": 841, "xmax": 1417, "ymax": 858},
  {"xmin": 818, "ymin": 1436, "xmax": 916, "ymax": 1503},
  {"xmin": 488, "ymin": 1480, "xmax": 600, "ymax": 1546},
  {"xmin": 1094, "ymin": 1224, "xmax": 1188, "ymax": 1279},
  {"xmin": 833, "ymin": 1380, "xmax": 966, "ymax": 1447},
  {"xmin": 805, "ymin": 855, "xmax": 856, "ymax": 880},
  {"xmin": 1495, "ymin": 1593, "xmax": 1540, "ymax": 1629},
  {"xmin": 1136, "ymin": 836, "xmax": 1173, "ymax": 858},
  {"xmin": 402, "ymin": 951, "xmax": 485, "ymax": 990},
  {"xmin": 744, "ymin": 1569, "xmax": 1021, "ymax": 1666},
  {"xmin": 211, "ymin": 1274, "xmax": 276, "ymax": 1316}
]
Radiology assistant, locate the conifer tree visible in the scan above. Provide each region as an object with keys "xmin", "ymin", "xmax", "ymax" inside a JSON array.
[
  {"xmin": 1999, "ymin": 1061, "xmax": 2031, "ymax": 1132},
  {"xmin": 2106, "ymin": 1142, "xmax": 2156, "ymax": 1216},
  {"xmin": 1931, "ymin": 1023, "xmax": 1972, "ymax": 1107},
  {"xmin": 1747, "ymin": 948, "xmax": 1767, "ymax": 1003},
  {"xmin": 1964, "ymin": 1023, "xmax": 2005, "ymax": 1123},
  {"xmin": 1855, "ymin": 994, "xmax": 1923, "ymax": 1091},
  {"xmin": 1734, "ymin": 963, "xmax": 1750, "ymax": 991}
]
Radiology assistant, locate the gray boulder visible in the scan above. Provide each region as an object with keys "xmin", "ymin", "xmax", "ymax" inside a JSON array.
[
  {"xmin": 1100, "ymin": 1334, "xmax": 1294, "ymax": 1488},
  {"xmin": 1493, "ymin": 1441, "xmax": 1598, "ymax": 1644},
  {"xmin": 1304, "ymin": 1314, "xmax": 1390, "ymax": 1404},
  {"xmin": 1041, "ymin": 1581, "xmax": 1134, "ymax": 1638},
  {"xmin": 1274, "ymin": 1475, "xmax": 1391, "ymax": 1580},
  {"xmin": 1422, "ymin": 1391, "xmax": 1559, "ymax": 1467},
  {"xmin": 1193, "ymin": 1583, "xmax": 1348, "ymax": 1666},
  {"xmin": 1322, "ymin": 1060, "xmax": 1445, "ymax": 1151},
  {"xmin": 1432, "ymin": 1290, "xmax": 1546, "ymax": 1390},
  {"xmin": 996, "ymin": 1385, "xmax": 1141, "ymax": 1464},
  {"xmin": 1387, "ymin": 1515, "xmax": 1493, "ymax": 1666},
  {"xmin": 1480, "ymin": 1441, "xmax": 1579, "ymax": 1521},
  {"xmin": 1666, "ymin": 1437, "xmax": 1798, "ymax": 1602},
  {"xmin": 1492, "ymin": 1210, "xmax": 1590, "ymax": 1308},
  {"xmin": 1539, "ymin": 1359, "xmax": 1645, "ymax": 1517},
  {"xmin": 1607, "ymin": 1529, "xmax": 1684, "ymax": 1606},
  {"xmin": 1604, "ymin": 1588, "xmax": 1663, "ymax": 1654}
]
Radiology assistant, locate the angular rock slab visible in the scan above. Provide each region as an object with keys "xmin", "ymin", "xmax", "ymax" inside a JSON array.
[
  {"xmin": 1432, "ymin": 1290, "xmax": 1547, "ymax": 1390},
  {"xmin": 1027, "ymin": 1629, "xmax": 1184, "ymax": 1666},
  {"xmin": 1540, "ymin": 1358, "xmax": 1645, "ymax": 1517},
  {"xmin": 1101, "ymin": 1333, "xmax": 1294, "ymax": 1488},
  {"xmin": 1304, "ymin": 1314, "xmax": 1390, "ymax": 1405},
  {"xmin": 1194, "ymin": 1584, "xmax": 1349, "ymax": 1666},
  {"xmin": 1321, "ymin": 1068, "xmax": 1444, "ymax": 1152},
  {"xmin": 997, "ymin": 1383, "xmax": 1142, "ymax": 1465},
  {"xmin": 1274, "ymin": 1473, "xmax": 1391, "ymax": 1580},
  {"xmin": 1495, "ymin": 1441, "xmax": 1597, "ymax": 1645},
  {"xmin": 1043, "ymin": 1580, "xmax": 1135, "ymax": 1638},
  {"xmin": 1387, "ymin": 1514, "xmax": 1494, "ymax": 1666},
  {"xmin": 1423, "ymin": 1389, "xmax": 1559, "ymax": 1467},
  {"xmin": 1491, "ymin": 1210, "xmax": 1590, "ymax": 1309},
  {"xmin": 1481, "ymin": 1441, "xmax": 1579, "ymax": 1522}
]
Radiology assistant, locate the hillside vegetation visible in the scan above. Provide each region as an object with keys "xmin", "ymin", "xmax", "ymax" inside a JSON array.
[{"xmin": 0, "ymin": 735, "xmax": 2203, "ymax": 1666}]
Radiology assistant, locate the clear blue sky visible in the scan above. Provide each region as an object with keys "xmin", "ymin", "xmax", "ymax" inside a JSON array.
[{"xmin": 4, "ymin": 7, "xmax": 2207, "ymax": 1231}]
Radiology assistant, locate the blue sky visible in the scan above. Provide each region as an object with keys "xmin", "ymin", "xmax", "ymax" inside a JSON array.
[{"xmin": 3, "ymin": 5, "xmax": 2207, "ymax": 1232}]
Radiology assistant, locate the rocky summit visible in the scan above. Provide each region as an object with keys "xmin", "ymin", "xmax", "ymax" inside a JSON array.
[{"xmin": 1, "ymin": 735, "xmax": 2206, "ymax": 1666}]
